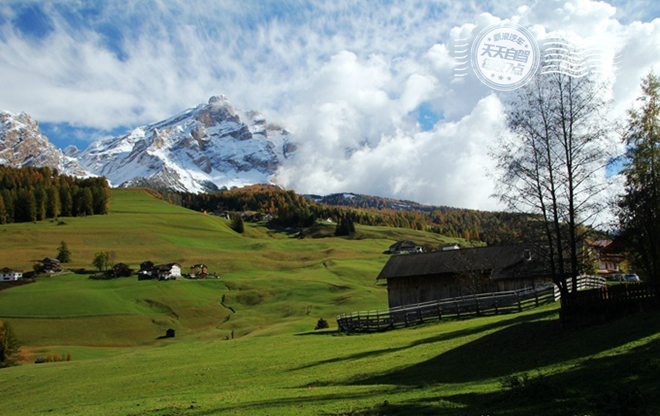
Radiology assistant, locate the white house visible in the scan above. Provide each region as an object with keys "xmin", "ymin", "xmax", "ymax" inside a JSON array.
[
  {"xmin": 156, "ymin": 263, "xmax": 181, "ymax": 280},
  {"xmin": 0, "ymin": 267, "xmax": 23, "ymax": 281}
]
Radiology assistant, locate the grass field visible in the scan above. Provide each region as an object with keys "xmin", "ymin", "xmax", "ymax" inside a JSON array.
[
  {"xmin": 1, "ymin": 189, "xmax": 658, "ymax": 415},
  {"xmin": 1, "ymin": 303, "xmax": 659, "ymax": 415},
  {"xmin": 0, "ymin": 188, "xmax": 459, "ymax": 347}
]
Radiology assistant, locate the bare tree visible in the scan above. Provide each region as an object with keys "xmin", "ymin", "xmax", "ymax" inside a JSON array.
[{"xmin": 493, "ymin": 54, "xmax": 613, "ymax": 296}]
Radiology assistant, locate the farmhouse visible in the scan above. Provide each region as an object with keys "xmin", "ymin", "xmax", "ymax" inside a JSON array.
[
  {"xmin": 377, "ymin": 245, "xmax": 551, "ymax": 308},
  {"xmin": 155, "ymin": 263, "xmax": 181, "ymax": 280},
  {"xmin": 112, "ymin": 263, "xmax": 133, "ymax": 278},
  {"xmin": 39, "ymin": 258, "xmax": 62, "ymax": 273},
  {"xmin": 189, "ymin": 264, "xmax": 208, "ymax": 279},
  {"xmin": 389, "ymin": 240, "xmax": 422, "ymax": 254},
  {"xmin": 585, "ymin": 239, "xmax": 626, "ymax": 276},
  {"xmin": 0, "ymin": 267, "xmax": 23, "ymax": 281}
]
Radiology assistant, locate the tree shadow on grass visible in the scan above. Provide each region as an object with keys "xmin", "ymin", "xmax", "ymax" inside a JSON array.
[
  {"xmin": 326, "ymin": 335, "xmax": 660, "ymax": 416},
  {"xmin": 190, "ymin": 390, "xmax": 386, "ymax": 415},
  {"xmin": 352, "ymin": 311, "xmax": 660, "ymax": 387},
  {"xmin": 291, "ymin": 308, "xmax": 558, "ymax": 373}
]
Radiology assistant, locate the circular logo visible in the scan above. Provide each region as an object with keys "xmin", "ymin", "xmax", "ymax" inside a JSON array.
[{"xmin": 471, "ymin": 23, "xmax": 540, "ymax": 91}]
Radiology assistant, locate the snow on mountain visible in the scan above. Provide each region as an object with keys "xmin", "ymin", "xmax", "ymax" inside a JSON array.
[
  {"xmin": 75, "ymin": 95, "xmax": 296, "ymax": 192},
  {"xmin": 0, "ymin": 111, "xmax": 90, "ymax": 177}
]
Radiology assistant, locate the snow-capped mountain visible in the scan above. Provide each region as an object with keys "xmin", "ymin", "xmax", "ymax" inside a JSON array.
[
  {"xmin": 70, "ymin": 95, "xmax": 296, "ymax": 192},
  {"xmin": 0, "ymin": 111, "xmax": 89, "ymax": 177}
]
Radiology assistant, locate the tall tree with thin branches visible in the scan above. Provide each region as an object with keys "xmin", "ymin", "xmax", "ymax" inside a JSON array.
[{"xmin": 494, "ymin": 58, "xmax": 613, "ymax": 296}]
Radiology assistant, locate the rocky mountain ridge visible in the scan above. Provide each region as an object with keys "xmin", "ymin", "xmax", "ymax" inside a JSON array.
[
  {"xmin": 0, "ymin": 111, "xmax": 89, "ymax": 177},
  {"xmin": 1, "ymin": 96, "xmax": 296, "ymax": 192}
]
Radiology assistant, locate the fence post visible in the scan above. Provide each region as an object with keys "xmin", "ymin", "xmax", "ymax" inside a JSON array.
[
  {"xmin": 475, "ymin": 296, "xmax": 481, "ymax": 316},
  {"xmin": 437, "ymin": 306, "xmax": 442, "ymax": 321},
  {"xmin": 535, "ymin": 292, "xmax": 539, "ymax": 307},
  {"xmin": 456, "ymin": 301, "xmax": 461, "ymax": 318},
  {"xmin": 517, "ymin": 294, "xmax": 522, "ymax": 312}
]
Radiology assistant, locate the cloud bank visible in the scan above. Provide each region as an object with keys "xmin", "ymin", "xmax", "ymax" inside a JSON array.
[{"xmin": 0, "ymin": 0, "xmax": 659, "ymax": 210}]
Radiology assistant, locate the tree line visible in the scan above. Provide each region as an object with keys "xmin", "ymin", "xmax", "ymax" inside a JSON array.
[
  {"xmin": 158, "ymin": 184, "xmax": 531, "ymax": 244},
  {"xmin": 0, "ymin": 166, "xmax": 110, "ymax": 224}
]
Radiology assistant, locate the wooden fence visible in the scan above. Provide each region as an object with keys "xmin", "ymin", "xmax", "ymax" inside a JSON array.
[
  {"xmin": 553, "ymin": 275, "xmax": 607, "ymax": 301},
  {"xmin": 561, "ymin": 282, "xmax": 660, "ymax": 323},
  {"xmin": 337, "ymin": 284, "xmax": 556, "ymax": 332}
]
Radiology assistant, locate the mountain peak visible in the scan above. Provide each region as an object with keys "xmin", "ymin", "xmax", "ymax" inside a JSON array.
[
  {"xmin": 0, "ymin": 110, "xmax": 89, "ymax": 177},
  {"xmin": 76, "ymin": 95, "xmax": 296, "ymax": 192},
  {"xmin": 208, "ymin": 95, "xmax": 230, "ymax": 105}
]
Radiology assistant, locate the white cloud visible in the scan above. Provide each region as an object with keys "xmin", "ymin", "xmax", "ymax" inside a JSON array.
[{"xmin": 0, "ymin": 0, "xmax": 658, "ymax": 210}]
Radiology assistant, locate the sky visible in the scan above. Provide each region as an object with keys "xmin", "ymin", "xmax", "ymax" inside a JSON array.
[{"xmin": 1, "ymin": 0, "xmax": 659, "ymax": 212}]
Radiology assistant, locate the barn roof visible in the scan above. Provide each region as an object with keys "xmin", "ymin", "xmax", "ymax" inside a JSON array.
[{"xmin": 377, "ymin": 245, "xmax": 547, "ymax": 281}]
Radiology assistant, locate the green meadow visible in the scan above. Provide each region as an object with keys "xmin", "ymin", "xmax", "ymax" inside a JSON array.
[
  {"xmin": 0, "ymin": 189, "xmax": 658, "ymax": 415},
  {"xmin": 0, "ymin": 188, "xmax": 458, "ymax": 346}
]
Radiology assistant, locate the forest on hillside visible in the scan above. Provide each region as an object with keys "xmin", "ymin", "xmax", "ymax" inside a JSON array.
[
  {"xmin": 0, "ymin": 166, "xmax": 110, "ymax": 224},
  {"xmin": 161, "ymin": 185, "xmax": 529, "ymax": 245}
]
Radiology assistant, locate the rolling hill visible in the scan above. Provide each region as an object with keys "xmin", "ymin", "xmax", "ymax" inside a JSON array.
[
  {"xmin": 0, "ymin": 188, "xmax": 658, "ymax": 416},
  {"xmin": 0, "ymin": 188, "xmax": 461, "ymax": 349}
]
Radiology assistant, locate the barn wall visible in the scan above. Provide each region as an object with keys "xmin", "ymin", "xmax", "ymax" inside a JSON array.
[
  {"xmin": 387, "ymin": 275, "xmax": 497, "ymax": 308},
  {"xmin": 386, "ymin": 275, "xmax": 552, "ymax": 309}
]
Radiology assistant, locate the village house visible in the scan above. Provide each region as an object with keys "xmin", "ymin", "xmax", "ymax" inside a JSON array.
[
  {"xmin": 155, "ymin": 263, "xmax": 181, "ymax": 280},
  {"xmin": 112, "ymin": 263, "xmax": 134, "ymax": 278},
  {"xmin": 0, "ymin": 267, "xmax": 23, "ymax": 281},
  {"xmin": 377, "ymin": 245, "xmax": 551, "ymax": 308},
  {"xmin": 189, "ymin": 264, "xmax": 208, "ymax": 279},
  {"xmin": 39, "ymin": 258, "xmax": 62, "ymax": 273},
  {"xmin": 585, "ymin": 239, "xmax": 626, "ymax": 276},
  {"xmin": 388, "ymin": 240, "xmax": 422, "ymax": 254},
  {"xmin": 137, "ymin": 261, "xmax": 155, "ymax": 279},
  {"xmin": 137, "ymin": 261, "xmax": 180, "ymax": 280}
]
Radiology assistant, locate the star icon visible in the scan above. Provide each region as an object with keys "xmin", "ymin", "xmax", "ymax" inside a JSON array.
[
  {"xmin": 488, "ymin": 37, "xmax": 491, "ymax": 41},
  {"xmin": 507, "ymin": 76, "xmax": 512, "ymax": 81},
  {"xmin": 491, "ymin": 73, "xmax": 495, "ymax": 77},
  {"xmin": 498, "ymin": 75, "xmax": 504, "ymax": 80},
  {"xmin": 524, "ymin": 44, "xmax": 528, "ymax": 48}
]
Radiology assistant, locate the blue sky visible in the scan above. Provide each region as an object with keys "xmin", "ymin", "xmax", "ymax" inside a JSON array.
[{"xmin": 1, "ymin": 0, "xmax": 659, "ymax": 210}]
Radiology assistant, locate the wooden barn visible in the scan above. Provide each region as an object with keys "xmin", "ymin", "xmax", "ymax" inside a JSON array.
[{"xmin": 377, "ymin": 245, "xmax": 551, "ymax": 308}]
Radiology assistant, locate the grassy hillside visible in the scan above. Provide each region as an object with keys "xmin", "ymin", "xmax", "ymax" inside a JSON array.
[
  {"xmin": 0, "ymin": 304, "xmax": 658, "ymax": 415},
  {"xmin": 1, "ymin": 188, "xmax": 657, "ymax": 415},
  {"xmin": 0, "ymin": 188, "xmax": 459, "ymax": 348}
]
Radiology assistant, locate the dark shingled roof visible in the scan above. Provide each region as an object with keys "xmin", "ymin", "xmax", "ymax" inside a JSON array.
[{"xmin": 377, "ymin": 245, "xmax": 548, "ymax": 281}]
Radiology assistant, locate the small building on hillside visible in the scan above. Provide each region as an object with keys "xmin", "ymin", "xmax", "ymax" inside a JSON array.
[
  {"xmin": 39, "ymin": 258, "xmax": 62, "ymax": 273},
  {"xmin": 441, "ymin": 243, "xmax": 461, "ymax": 251},
  {"xmin": 189, "ymin": 264, "xmax": 208, "ymax": 279},
  {"xmin": 389, "ymin": 240, "xmax": 422, "ymax": 254},
  {"xmin": 0, "ymin": 268, "xmax": 23, "ymax": 281},
  {"xmin": 138, "ymin": 261, "xmax": 155, "ymax": 280},
  {"xmin": 155, "ymin": 263, "xmax": 181, "ymax": 280},
  {"xmin": 377, "ymin": 245, "xmax": 551, "ymax": 308},
  {"xmin": 112, "ymin": 263, "xmax": 134, "ymax": 278},
  {"xmin": 585, "ymin": 239, "xmax": 626, "ymax": 276}
]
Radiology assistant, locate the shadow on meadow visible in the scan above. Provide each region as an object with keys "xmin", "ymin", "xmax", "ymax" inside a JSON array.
[
  {"xmin": 352, "ymin": 310, "xmax": 660, "ymax": 387},
  {"xmin": 292, "ymin": 308, "xmax": 558, "ymax": 373},
  {"xmin": 339, "ymin": 311, "xmax": 660, "ymax": 416}
]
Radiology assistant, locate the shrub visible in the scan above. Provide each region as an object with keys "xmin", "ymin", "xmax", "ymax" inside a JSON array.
[
  {"xmin": 231, "ymin": 215, "xmax": 245, "ymax": 233},
  {"xmin": 315, "ymin": 317, "xmax": 330, "ymax": 330}
]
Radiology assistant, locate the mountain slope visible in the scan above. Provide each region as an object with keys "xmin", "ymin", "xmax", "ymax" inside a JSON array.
[
  {"xmin": 0, "ymin": 111, "xmax": 89, "ymax": 177},
  {"xmin": 72, "ymin": 96, "xmax": 295, "ymax": 192}
]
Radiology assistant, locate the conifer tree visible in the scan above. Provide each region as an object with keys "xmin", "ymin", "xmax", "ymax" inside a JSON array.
[
  {"xmin": 56, "ymin": 241, "xmax": 72, "ymax": 263},
  {"xmin": 618, "ymin": 71, "xmax": 660, "ymax": 282},
  {"xmin": 0, "ymin": 194, "xmax": 7, "ymax": 224},
  {"xmin": 0, "ymin": 320, "xmax": 21, "ymax": 368}
]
